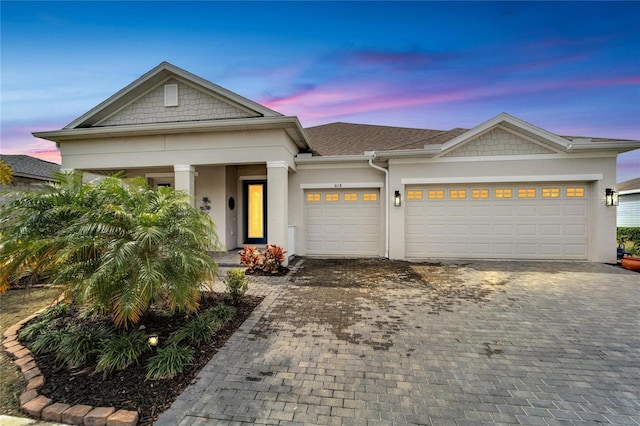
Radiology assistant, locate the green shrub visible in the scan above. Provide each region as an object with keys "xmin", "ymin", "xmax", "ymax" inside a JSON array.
[
  {"xmin": 618, "ymin": 227, "xmax": 640, "ymax": 256},
  {"xmin": 96, "ymin": 330, "xmax": 149, "ymax": 374},
  {"xmin": 225, "ymin": 269, "xmax": 248, "ymax": 304},
  {"xmin": 39, "ymin": 303, "xmax": 69, "ymax": 321},
  {"xmin": 145, "ymin": 345, "xmax": 194, "ymax": 380},
  {"xmin": 18, "ymin": 321, "xmax": 52, "ymax": 342},
  {"xmin": 55, "ymin": 325, "xmax": 112, "ymax": 368},
  {"xmin": 31, "ymin": 326, "xmax": 69, "ymax": 355},
  {"xmin": 0, "ymin": 173, "xmax": 220, "ymax": 327},
  {"xmin": 203, "ymin": 304, "xmax": 236, "ymax": 323},
  {"xmin": 169, "ymin": 316, "xmax": 220, "ymax": 346}
]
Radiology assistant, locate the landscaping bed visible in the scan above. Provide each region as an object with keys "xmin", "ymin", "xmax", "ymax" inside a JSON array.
[{"xmin": 17, "ymin": 292, "xmax": 262, "ymax": 425}]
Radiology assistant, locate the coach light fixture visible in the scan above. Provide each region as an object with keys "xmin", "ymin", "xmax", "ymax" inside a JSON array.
[
  {"xmin": 394, "ymin": 190, "xmax": 402, "ymax": 207},
  {"xmin": 605, "ymin": 188, "xmax": 618, "ymax": 207}
]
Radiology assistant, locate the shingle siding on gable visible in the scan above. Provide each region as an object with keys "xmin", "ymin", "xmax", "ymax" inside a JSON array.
[
  {"xmin": 443, "ymin": 127, "xmax": 555, "ymax": 157},
  {"xmin": 99, "ymin": 79, "xmax": 256, "ymax": 126}
]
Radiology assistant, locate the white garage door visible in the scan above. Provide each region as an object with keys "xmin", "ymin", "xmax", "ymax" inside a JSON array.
[
  {"xmin": 405, "ymin": 184, "xmax": 588, "ymax": 259},
  {"xmin": 305, "ymin": 189, "xmax": 380, "ymax": 256}
]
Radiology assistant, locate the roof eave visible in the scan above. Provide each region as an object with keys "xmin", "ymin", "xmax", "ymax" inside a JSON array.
[{"xmin": 34, "ymin": 116, "xmax": 312, "ymax": 150}]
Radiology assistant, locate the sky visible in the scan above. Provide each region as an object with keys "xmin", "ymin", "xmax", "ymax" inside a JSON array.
[{"xmin": 1, "ymin": 1, "xmax": 639, "ymax": 182}]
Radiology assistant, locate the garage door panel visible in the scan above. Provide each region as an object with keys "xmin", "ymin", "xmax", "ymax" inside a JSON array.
[
  {"xmin": 541, "ymin": 205, "xmax": 562, "ymax": 217},
  {"xmin": 406, "ymin": 183, "xmax": 588, "ymax": 260},
  {"xmin": 541, "ymin": 244, "xmax": 562, "ymax": 256},
  {"xmin": 541, "ymin": 224, "xmax": 561, "ymax": 236},
  {"xmin": 494, "ymin": 224, "xmax": 514, "ymax": 236},
  {"xmin": 494, "ymin": 206, "xmax": 514, "ymax": 216},
  {"xmin": 471, "ymin": 224, "xmax": 491, "ymax": 236},
  {"xmin": 517, "ymin": 205, "xmax": 538, "ymax": 216}
]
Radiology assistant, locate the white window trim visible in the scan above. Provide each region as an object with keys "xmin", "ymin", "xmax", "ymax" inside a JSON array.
[
  {"xmin": 300, "ymin": 182, "xmax": 384, "ymax": 189},
  {"xmin": 401, "ymin": 174, "xmax": 602, "ymax": 185}
]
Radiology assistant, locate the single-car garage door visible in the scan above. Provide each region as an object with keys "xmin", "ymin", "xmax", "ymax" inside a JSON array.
[
  {"xmin": 405, "ymin": 183, "xmax": 588, "ymax": 259},
  {"xmin": 305, "ymin": 189, "xmax": 380, "ymax": 256}
]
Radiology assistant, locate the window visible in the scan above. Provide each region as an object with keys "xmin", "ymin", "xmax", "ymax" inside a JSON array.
[
  {"xmin": 407, "ymin": 190, "xmax": 423, "ymax": 200},
  {"xmin": 325, "ymin": 193, "xmax": 339, "ymax": 202},
  {"xmin": 428, "ymin": 190, "xmax": 444, "ymax": 199},
  {"xmin": 344, "ymin": 193, "xmax": 358, "ymax": 201},
  {"xmin": 518, "ymin": 188, "xmax": 536, "ymax": 198},
  {"xmin": 566, "ymin": 187, "xmax": 585, "ymax": 197},
  {"xmin": 472, "ymin": 189, "xmax": 489, "ymax": 199},
  {"xmin": 450, "ymin": 189, "xmax": 467, "ymax": 199},
  {"xmin": 495, "ymin": 188, "xmax": 512, "ymax": 198},
  {"xmin": 542, "ymin": 187, "xmax": 560, "ymax": 198},
  {"xmin": 306, "ymin": 193, "xmax": 320, "ymax": 202},
  {"xmin": 363, "ymin": 192, "xmax": 378, "ymax": 202}
]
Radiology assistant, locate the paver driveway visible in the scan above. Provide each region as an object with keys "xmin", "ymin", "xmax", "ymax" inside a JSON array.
[{"xmin": 156, "ymin": 259, "xmax": 640, "ymax": 425}]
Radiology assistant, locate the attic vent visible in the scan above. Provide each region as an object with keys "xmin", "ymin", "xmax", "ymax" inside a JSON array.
[{"xmin": 164, "ymin": 84, "xmax": 178, "ymax": 107}]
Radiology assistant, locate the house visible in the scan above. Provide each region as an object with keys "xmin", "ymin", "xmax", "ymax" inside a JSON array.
[
  {"xmin": 33, "ymin": 62, "xmax": 640, "ymax": 263},
  {"xmin": 617, "ymin": 177, "xmax": 640, "ymax": 227},
  {"xmin": 0, "ymin": 154, "xmax": 60, "ymax": 204}
]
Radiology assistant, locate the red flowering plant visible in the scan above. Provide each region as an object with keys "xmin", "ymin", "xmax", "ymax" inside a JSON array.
[
  {"xmin": 239, "ymin": 246, "xmax": 262, "ymax": 273},
  {"xmin": 262, "ymin": 244, "xmax": 287, "ymax": 274},
  {"xmin": 239, "ymin": 244, "xmax": 287, "ymax": 274}
]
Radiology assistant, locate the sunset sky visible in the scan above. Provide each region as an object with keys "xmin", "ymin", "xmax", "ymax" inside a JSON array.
[{"xmin": 1, "ymin": 1, "xmax": 639, "ymax": 182}]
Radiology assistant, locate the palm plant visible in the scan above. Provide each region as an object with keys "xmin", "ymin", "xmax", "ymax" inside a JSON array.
[{"xmin": 0, "ymin": 173, "xmax": 220, "ymax": 328}]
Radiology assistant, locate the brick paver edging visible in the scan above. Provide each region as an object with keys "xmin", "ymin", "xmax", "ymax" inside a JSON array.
[{"xmin": 2, "ymin": 307, "xmax": 139, "ymax": 426}]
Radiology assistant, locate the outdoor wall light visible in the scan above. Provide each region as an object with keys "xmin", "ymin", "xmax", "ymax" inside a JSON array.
[
  {"xmin": 200, "ymin": 196, "xmax": 211, "ymax": 212},
  {"xmin": 605, "ymin": 188, "xmax": 618, "ymax": 207},
  {"xmin": 394, "ymin": 190, "xmax": 402, "ymax": 207},
  {"xmin": 148, "ymin": 334, "xmax": 159, "ymax": 347}
]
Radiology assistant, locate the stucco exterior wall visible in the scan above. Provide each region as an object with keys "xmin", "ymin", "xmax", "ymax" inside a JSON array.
[
  {"xmin": 59, "ymin": 129, "xmax": 299, "ymax": 170},
  {"xmin": 288, "ymin": 163, "xmax": 387, "ymax": 257},
  {"xmin": 387, "ymin": 155, "xmax": 618, "ymax": 263}
]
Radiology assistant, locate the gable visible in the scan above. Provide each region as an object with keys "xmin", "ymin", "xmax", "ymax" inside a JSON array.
[
  {"xmin": 441, "ymin": 127, "xmax": 557, "ymax": 158},
  {"xmin": 97, "ymin": 78, "xmax": 258, "ymax": 126}
]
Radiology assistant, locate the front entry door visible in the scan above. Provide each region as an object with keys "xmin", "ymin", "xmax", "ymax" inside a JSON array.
[{"xmin": 244, "ymin": 180, "xmax": 267, "ymax": 244}]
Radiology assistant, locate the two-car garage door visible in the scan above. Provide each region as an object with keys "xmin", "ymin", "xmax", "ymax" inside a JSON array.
[{"xmin": 405, "ymin": 183, "xmax": 589, "ymax": 259}]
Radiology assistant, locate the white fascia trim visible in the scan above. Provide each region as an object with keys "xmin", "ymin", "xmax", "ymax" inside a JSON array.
[
  {"xmin": 266, "ymin": 160, "xmax": 289, "ymax": 169},
  {"xmin": 401, "ymin": 174, "xmax": 603, "ymax": 185},
  {"xmin": 568, "ymin": 141, "xmax": 640, "ymax": 152},
  {"xmin": 295, "ymin": 154, "xmax": 374, "ymax": 164},
  {"xmin": 620, "ymin": 189, "xmax": 640, "ymax": 195},
  {"xmin": 34, "ymin": 116, "xmax": 310, "ymax": 148},
  {"xmin": 300, "ymin": 182, "xmax": 384, "ymax": 189},
  {"xmin": 174, "ymin": 165, "xmax": 195, "ymax": 173},
  {"xmin": 145, "ymin": 172, "xmax": 174, "ymax": 178}
]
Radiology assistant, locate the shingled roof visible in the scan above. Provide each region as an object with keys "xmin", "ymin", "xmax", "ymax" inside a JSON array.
[
  {"xmin": 0, "ymin": 155, "xmax": 60, "ymax": 181},
  {"xmin": 304, "ymin": 122, "xmax": 456, "ymax": 156},
  {"xmin": 303, "ymin": 121, "xmax": 634, "ymax": 157}
]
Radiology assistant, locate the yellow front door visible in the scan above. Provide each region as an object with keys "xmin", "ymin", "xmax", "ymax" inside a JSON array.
[{"xmin": 244, "ymin": 181, "xmax": 267, "ymax": 243}]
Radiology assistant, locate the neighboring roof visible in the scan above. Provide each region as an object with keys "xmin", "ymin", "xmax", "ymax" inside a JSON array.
[
  {"xmin": 0, "ymin": 155, "xmax": 60, "ymax": 181},
  {"xmin": 618, "ymin": 177, "xmax": 640, "ymax": 192}
]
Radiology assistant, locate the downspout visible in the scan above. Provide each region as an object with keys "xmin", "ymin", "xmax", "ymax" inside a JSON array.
[{"xmin": 368, "ymin": 153, "xmax": 390, "ymax": 258}]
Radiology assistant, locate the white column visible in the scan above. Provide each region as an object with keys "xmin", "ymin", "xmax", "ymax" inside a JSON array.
[
  {"xmin": 174, "ymin": 165, "xmax": 195, "ymax": 207},
  {"xmin": 267, "ymin": 161, "xmax": 289, "ymax": 265}
]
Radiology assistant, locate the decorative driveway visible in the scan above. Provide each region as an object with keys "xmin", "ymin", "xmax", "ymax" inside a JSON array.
[{"xmin": 155, "ymin": 259, "xmax": 640, "ymax": 425}]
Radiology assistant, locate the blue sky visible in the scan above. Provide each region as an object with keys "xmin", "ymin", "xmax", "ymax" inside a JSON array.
[{"xmin": 1, "ymin": 1, "xmax": 639, "ymax": 182}]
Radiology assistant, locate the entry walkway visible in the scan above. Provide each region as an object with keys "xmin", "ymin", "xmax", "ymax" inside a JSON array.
[{"xmin": 156, "ymin": 259, "xmax": 640, "ymax": 425}]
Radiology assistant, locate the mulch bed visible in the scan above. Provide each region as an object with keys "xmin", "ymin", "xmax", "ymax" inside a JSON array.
[{"xmin": 20, "ymin": 292, "xmax": 263, "ymax": 425}]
